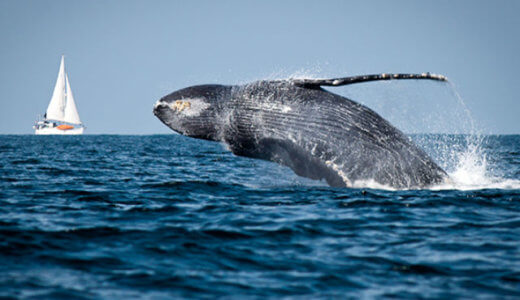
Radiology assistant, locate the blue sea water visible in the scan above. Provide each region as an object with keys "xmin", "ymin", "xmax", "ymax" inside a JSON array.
[{"xmin": 1, "ymin": 134, "xmax": 519, "ymax": 299}]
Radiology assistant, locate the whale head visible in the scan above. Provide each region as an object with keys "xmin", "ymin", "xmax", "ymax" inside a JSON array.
[{"xmin": 153, "ymin": 84, "xmax": 231, "ymax": 141}]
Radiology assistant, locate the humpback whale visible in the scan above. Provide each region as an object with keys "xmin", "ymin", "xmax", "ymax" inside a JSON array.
[{"xmin": 153, "ymin": 73, "xmax": 449, "ymax": 189}]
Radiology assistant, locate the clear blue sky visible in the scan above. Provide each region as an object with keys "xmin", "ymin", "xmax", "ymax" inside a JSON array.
[{"xmin": 1, "ymin": 0, "xmax": 519, "ymax": 134}]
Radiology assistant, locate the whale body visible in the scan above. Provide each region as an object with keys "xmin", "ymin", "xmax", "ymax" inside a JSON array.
[{"xmin": 153, "ymin": 73, "xmax": 449, "ymax": 188}]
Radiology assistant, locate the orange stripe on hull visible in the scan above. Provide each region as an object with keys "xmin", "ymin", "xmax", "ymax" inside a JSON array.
[{"xmin": 57, "ymin": 125, "xmax": 74, "ymax": 130}]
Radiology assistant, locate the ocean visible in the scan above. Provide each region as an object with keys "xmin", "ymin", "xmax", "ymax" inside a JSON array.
[{"xmin": 1, "ymin": 134, "xmax": 519, "ymax": 299}]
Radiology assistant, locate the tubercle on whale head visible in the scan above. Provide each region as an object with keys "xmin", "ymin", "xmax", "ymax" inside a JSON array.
[{"xmin": 153, "ymin": 84, "xmax": 232, "ymax": 141}]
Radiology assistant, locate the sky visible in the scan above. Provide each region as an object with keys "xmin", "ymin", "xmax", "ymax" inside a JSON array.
[{"xmin": 1, "ymin": 0, "xmax": 519, "ymax": 134}]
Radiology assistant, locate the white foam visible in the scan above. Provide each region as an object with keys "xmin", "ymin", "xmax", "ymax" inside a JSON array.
[
  {"xmin": 351, "ymin": 179, "xmax": 397, "ymax": 191},
  {"xmin": 430, "ymin": 141, "xmax": 520, "ymax": 191}
]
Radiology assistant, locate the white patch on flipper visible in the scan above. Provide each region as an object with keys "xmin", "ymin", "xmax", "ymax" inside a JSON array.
[
  {"xmin": 324, "ymin": 160, "xmax": 400, "ymax": 190},
  {"xmin": 325, "ymin": 160, "xmax": 352, "ymax": 187}
]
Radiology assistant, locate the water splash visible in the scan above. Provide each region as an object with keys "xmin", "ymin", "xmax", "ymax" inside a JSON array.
[
  {"xmin": 434, "ymin": 136, "xmax": 520, "ymax": 190},
  {"xmin": 434, "ymin": 83, "xmax": 520, "ymax": 190},
  {"xmin": 439, "ymin": 81, "xmax": 491, "ymax": 189},
  {"xmin": 451, "ymin": 137, "xmax": 488, "ymax": 183}
]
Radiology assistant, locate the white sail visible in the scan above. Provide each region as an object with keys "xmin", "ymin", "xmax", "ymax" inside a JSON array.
[
  {"xmin": 45, "ymin": 56, "xmax": 66, "ymax": 121},
  {"xmin": 63, "ymin": 74, "xmax": 81, "ymax": 124}
]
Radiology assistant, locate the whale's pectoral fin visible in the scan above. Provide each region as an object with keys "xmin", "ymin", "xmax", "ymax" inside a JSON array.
[
  {"xmin": 291, "ymin": 73, "xmax": 447, "ymax": 89},
  {"xmin": 229, "ymin": 137, "xmax": 346, "ymax": 187}
]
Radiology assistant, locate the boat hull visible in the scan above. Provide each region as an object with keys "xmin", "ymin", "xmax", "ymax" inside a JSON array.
[{"xmin": 35, "ymin": 127, "xmax": 84, "ymax": 135}]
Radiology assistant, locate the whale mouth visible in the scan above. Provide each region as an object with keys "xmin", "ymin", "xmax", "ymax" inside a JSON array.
[
  {"xmin": 153, "ymin": 100, "xmax": 167, "ymax": 111},
  {"xmin": 153, "ymin": 100, "xmax": 169, "ymax": 118}
]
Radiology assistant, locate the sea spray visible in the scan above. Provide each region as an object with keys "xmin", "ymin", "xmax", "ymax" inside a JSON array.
[{"xmin": 452, "ymin": 143, "xmax": 487, "ymax": 182}]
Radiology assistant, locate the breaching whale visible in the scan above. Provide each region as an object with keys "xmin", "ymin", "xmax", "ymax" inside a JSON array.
[{"xmin": 153, "ymin": 73, "xmax": 449, "ymax": 189}]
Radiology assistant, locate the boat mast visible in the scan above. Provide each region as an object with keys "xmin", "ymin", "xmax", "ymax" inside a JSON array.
[{"xmin": 44, "ymin": 55, "xmax": 67, "ymax": 122}]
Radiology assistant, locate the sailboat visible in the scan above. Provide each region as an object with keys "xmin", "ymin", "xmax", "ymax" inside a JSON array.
[{"xmin": 34, "ymin": 55, "xmax": 85, "ymax": 135}]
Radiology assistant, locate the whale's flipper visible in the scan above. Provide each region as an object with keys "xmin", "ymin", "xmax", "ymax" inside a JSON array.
[
  {"xmin": 228, "ymin": 137, "xmax": 346, "ymax": 187},
  {"xmin": 291, "ymin": 73, "xmax": 447, "ymax": 88}
]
